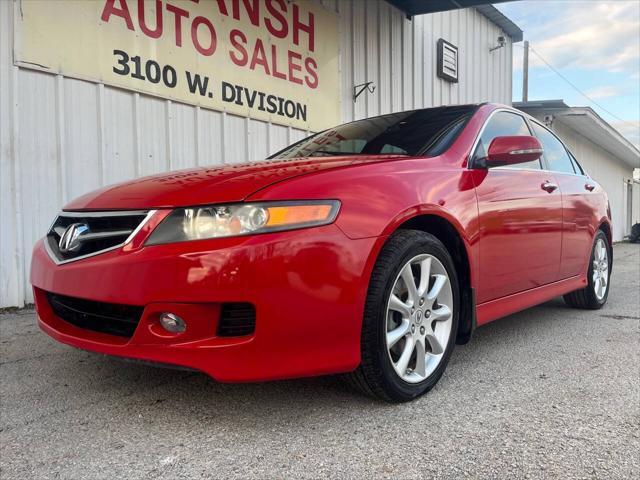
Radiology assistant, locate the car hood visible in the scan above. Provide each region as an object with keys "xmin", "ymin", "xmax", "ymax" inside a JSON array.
[{"xmin": 63, "ymin": 155, "xmax": 407, "ymax": 210}]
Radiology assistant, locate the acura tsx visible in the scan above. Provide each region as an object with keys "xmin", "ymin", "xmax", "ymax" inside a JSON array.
[{"xmin": 31, "ymin": 103, "xmax": 612, "ymax": 402}]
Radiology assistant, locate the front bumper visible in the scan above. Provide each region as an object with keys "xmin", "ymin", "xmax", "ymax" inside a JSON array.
[{"xmin": 31, "ymin": 221, "xmax": 379, "ymax": 382}]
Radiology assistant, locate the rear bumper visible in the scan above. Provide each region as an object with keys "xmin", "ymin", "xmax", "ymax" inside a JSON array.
[{"xmin": 31, "ymin": 223, "xmax": 379, "ymax": 382}]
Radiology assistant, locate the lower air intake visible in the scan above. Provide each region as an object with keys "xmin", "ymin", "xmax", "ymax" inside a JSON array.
[
  {"xmin": 218, "ymin": 303, "xmax": 256, "ymax": 337},
  {"xmin": 47, "ymin": 292, "xmax": 143, "ymax": 338}
]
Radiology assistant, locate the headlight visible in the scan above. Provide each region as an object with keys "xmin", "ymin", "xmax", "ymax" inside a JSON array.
[{"xmin": 146, "ymin": 200, "xmax": 340, "ymax": 245}]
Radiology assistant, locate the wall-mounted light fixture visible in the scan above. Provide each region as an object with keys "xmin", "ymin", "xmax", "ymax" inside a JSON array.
[
  {"xmin": 489, "ymin": 35, "xmax": 506, "ymax": 53},
  {"xmin": 353, "ymin": 82, "xmax": 376, "ymax": 102}
]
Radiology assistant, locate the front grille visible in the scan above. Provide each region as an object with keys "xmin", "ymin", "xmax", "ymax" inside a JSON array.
[
  {"xmin": 47, "ymin": 292, "xmax": 144, "ymax": 338},
  {"xmin": 46, "ymin": 210, "xmax": 149, "ymax": 264},
  {"xmin": 218, "ymin": 303, "xmax": 256, "ymax": 337}
]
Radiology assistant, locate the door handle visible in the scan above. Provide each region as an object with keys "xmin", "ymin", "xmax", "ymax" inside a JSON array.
[
  {"xmin": 585, "ymin": 183, "xmax": 596, "ymax": 192},
  {"xmin": 541, "ymin": 181, "xmax": 558, "ymax": 193}
]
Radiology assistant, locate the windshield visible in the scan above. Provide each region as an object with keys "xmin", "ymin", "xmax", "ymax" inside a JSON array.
[{"xmin": 272, "ymin": 105, "xmax": 477, "ymax": 159}]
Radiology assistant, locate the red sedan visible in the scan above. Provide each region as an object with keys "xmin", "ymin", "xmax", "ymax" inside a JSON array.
[{"xmin": 31, "ymin": 103, "xmax": 612, "ymax": 402}]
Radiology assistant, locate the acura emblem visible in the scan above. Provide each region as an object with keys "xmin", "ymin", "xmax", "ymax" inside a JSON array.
[{"xmin": 58, "ymin": 223, "xmax": 90, "ymax": 253}]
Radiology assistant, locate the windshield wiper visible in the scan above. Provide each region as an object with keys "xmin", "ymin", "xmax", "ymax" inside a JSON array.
[
  {"xmin": 308, "ymin": 150, "xmax": 365, "ymax": 156},
  {"xmin": 308, "ymin": 150, "xmax": 410, "ymax": 157}
]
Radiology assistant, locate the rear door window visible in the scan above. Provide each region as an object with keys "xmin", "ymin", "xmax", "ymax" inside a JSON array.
[
  {"xmin": 530, "ymin": 122, "xmax": 576, "ymax": 174},
  {"xmin": 472, "ymin": 111, "xmax": 541, "ymax": 170}
]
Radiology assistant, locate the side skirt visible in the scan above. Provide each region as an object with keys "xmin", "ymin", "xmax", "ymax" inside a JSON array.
[{"xmin": 476, "ymin": 275, "xmax": 587, "ymax": 326}]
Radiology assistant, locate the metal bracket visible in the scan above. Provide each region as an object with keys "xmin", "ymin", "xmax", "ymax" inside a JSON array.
[{"xmin": 353, "ymin": 82, "xmax": 376, "ymax": 102}]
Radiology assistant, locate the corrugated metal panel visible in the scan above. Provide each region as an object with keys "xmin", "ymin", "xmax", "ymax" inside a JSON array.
[
  {"xmin": 15, "ymin": 69, "xmax": 61, "ymax": 306},
  {"xmin": 633, "ymin": 182, "xmax": 640, "ymax": 227},
  {"xmin": 1, "ymin": 0, "xmax": 514, "ymax": 307},
  {"xmin": 103, "ymin": 88, "xmax": 138, "ymax": 184},
  {"xmin": 1, "ymin": 0, "xmax": 24, "ymax": 307},
  {"xmin": 63, "ymin": 79, "xmax": 102, "ymax": 200}
]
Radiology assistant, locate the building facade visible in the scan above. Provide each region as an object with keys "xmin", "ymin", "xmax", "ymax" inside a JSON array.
[
  {"xmin": 1, "ymin": 0, "xmax": 520, "ymax": 307},
  {"xmin": 516, "ymin": 101, "xmax": 640, "ymax": 243}
]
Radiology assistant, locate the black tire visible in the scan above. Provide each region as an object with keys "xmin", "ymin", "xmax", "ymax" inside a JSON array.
[
  {"xmin": 563, "ymin": 230, "xmax": 611, "ymax": 309},
  {"xmin": 347, "ymin": 229, "xmax": 459, "ymax": 402},
  {"xmin": 630, "ymin": 223, "xmax": 640, "ymax": 243}
]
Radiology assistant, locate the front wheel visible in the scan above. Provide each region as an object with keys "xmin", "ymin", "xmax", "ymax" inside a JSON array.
[
  {"xmin": 563, "ymin": 230, "xmax": 611, "ymax": 309},
  {"xmin": 348, "ymin": 230, "xmax": 459, "ymax": 402}
]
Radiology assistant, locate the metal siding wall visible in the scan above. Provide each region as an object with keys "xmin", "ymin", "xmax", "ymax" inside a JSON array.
[
  {"xmin": 0, "ymin": 0, "xmax": 513, "ymax": 307},
  {"xmin": 63, "ymin": 79, "xmax": 102, "ymax": 200},
  {"xmin": 633, "ymin": 182, "xmax": 640, "ymax": 226},
  {"xmin": 1, "ymin": 0, "xmax": 23, "ymax": 307},
  {"xmin": 103, "ymin": 89, "xmax": 138, "ymax": 184}
]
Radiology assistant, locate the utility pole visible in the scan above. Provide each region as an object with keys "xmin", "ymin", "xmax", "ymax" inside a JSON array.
[{"xmin": 522, "ymin": 40, "xmax": 529, "ymax": 102}]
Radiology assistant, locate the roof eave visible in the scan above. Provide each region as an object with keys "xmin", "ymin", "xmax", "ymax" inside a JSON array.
[
  {"xmin": 474, "ymin": 5, "xmax": 523, "ymax": 43},
  {"xmin": 384, "ymin": 1, "xmax": 523, "ymax": 42},
  {"xmin": 516, "ymin": 103, "xmax": 640, "ymax": 169},
  {"xmin": 558, "ymin": 109, "xmax": 640, "ymax": 168}
]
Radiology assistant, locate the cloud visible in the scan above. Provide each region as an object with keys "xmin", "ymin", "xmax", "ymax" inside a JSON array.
[
  {"xmin": 611, "ymin": 120, "xmax": 640, "ymax": 149},
  {"xmin": 502, "ymin": 1, "xmax": 640, "ymax": 75},
  {"xmin": 585, "ymin": 86, "xmax": 624, "ymax": 99}
]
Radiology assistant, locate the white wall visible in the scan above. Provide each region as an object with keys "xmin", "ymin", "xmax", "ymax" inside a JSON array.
[
  {"xmin": 0, "ymin": 0, "xmax": 514, "ymax": 307},
  {"xmin": 633, "ymin": 180, "xmax": 640, "ymax": 227},
  {"xmin": 551, "ymin": 120, "xmax": 636, "ymax": 242}
]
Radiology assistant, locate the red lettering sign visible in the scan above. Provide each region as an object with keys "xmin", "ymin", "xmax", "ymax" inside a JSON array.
[{"xmin": 100, "ymin": 0, "xmax": 321, "ymax": 88}]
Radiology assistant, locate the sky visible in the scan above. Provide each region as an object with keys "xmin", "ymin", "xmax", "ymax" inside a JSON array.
[{"xmin": 495, "ymin": 0, "xmax": 640, "ymax": 148}]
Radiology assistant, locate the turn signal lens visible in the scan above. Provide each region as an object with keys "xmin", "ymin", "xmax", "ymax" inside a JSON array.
[
  {"xmin": 265, "ymin": 205, "xmax": 334, "ymax": 227},
  {"xmin": 146, "ymin": 201, "xmax": 340, "ymax": 245}
]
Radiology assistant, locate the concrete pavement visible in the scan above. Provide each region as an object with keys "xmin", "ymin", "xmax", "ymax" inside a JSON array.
[{"xmin": 1, "ymin": 243, "xmax": 638, "ymax": 479}]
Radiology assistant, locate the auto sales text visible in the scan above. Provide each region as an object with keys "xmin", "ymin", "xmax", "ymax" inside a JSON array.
[{"xmin": 101, "ymin": 0, "xmax": 319, "ymax": 89}]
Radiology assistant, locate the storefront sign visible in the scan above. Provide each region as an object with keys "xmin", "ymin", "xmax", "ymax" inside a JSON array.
[{"xmin": 14, "ymin": 0, "xmax": 340, "ymax": 130}]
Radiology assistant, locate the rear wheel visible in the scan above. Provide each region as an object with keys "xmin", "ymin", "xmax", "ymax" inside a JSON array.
[
  {"xmin": 348, "ymin": 230, "xmax": 459, "ymax": 402},
  {"xmin": 563, "ymin": 230, "xmax": 611, "ymax": 309}
]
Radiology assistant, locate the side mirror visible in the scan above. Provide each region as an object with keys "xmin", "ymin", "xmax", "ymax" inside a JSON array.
[{"xmin": 484, "ymin": 135, "xmax": 543, "ymax": 167}]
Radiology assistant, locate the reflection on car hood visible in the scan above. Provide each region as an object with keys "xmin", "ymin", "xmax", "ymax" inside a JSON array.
[{"xmin": 63, "ymin": 155, "xmax": 408, "ymax": 210}]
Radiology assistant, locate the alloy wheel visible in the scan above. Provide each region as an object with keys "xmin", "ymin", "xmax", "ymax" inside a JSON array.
[
  {"xmin": 593, "ymin": 238, "xmax": 609, "ymax": 300},
  {"xmin": 385, "ymin": 254, "xmax": 453, "ymax": 384}
]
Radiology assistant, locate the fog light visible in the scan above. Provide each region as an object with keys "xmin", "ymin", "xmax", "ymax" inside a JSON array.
[{"xmin": 159, "ymin": 312, "xmax": 186, "ymax": 333}]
